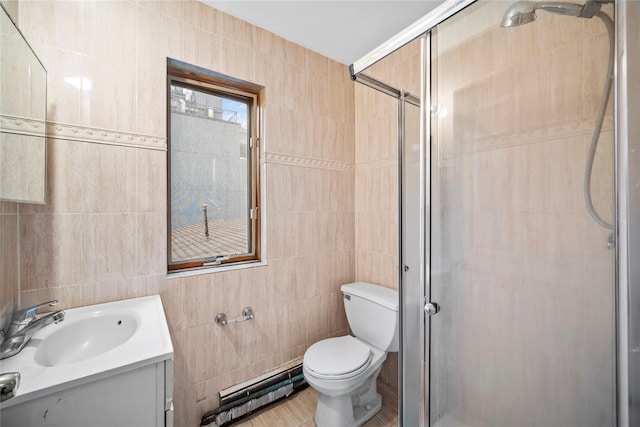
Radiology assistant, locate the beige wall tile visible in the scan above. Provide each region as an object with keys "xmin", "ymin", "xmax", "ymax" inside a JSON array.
[
  {"xmin": 81, "ymin": 213, "xmax": 136, "ymax": 284},
  {"xmin": 588, "ymin": 130, "xmax": 615, "ymax": 225},
  {"xmin": 266, "ymin": 213, "xmax": 284, "ymax": 260},
  {"xmin": 80, "ymin": 276, "xmax": 138, "ymax": 306},
  {"xmin": 136, "ymin": 213, "xmax": 166, "ymax": 276},
  {"xmin": 220, "ymin": 38, "xmax": 255, "ymax": 83},
  {"xmin": 80, "ymin": 57, "xmax": 136, "ymax": 132},
  {"xmin": 263, "ymin": 104, "xmax": 284, "ymax": 153},
  {"xmin": 184, "ymin": 0, "xmax": 221, "ymax": 32},
  {"xmin": 306, "ymin": 295, "xmax": 329, "ymax": 345},
  {"xmin": 182, "ymin": 274, "xmax": 216, "ymax": 328},
  {"xmin": 18, "ymin": 0, "xmax": 81, "ymax": 52},
  {"xmin": 173, "ymin": 385, "xmax": 199, "ymax": 427},
  {"xmin": 20, "ymin": 138, "xmax": 83, "ymax": 214},
  {"xmin": 159, "ymin": 278, "xmax": 185, "ymax": 332},
  {"xmin": 221, "ymin": 13, "xmax": 254, "ymax": 48},
  {"xmin": 244, "ymin": 266, "xmax": 277, "ymax": 312},
  {"xmin": 255, "ymin": 54, "xmax": 284, "ymax": 106},
  {"xmin": 136, "ymin": 6, "xmax": 173, "ymax": 72},
  {"xmin": 254, "ymin": 26, "xmax": 285, "ymax": 64},
  {"xmin": 135, "ymin": 68, "xmax": 167, "ymax": 137},
  {"xmin": 548, "ymin": 135, "xmax": 585, "ymax": 213},
  {"xmin": 303, "ymin": 168, "xmax": 325, "ymax": 212},
  {"xmin": 81, "ymin": 1, "xmax": 137, "ymax": 66},
  {"xmin": 282, "ymin": 66, "xmax": 307, "ymax": 112},
  {"xmin": 0, "ymin": 133, "xmax": 46, "ymax": 203},
  {"xmin": 32, "ymin": 45, "xmax": 83, "ymax": 125},
  {"xmin": 136, "ymin": 149, "xmax": 167, "ymax": 213},
  {"xmin": 281, "ymin": 212, "xmax": 309, "ymax": 257},
  {"xmin": 271, "ymin": 257, "xmax": 306, "ymax": 305},
  {"xmin": 267, "ymin": 164, "xmax": 306, "ymax": 213},
  {"xmin": 82, "ymin": 143, "xmax": 136, "ymax": 213},
  {"xmin": 307, "ymin": 73, "xmax": 329, "ymax": 118},
  {"xmin": 284, "ymin": 39, "xmax": 305, "ymax": 68},
  {"xmin": 329, "ymin": 170, "xmax": 353, "ymax": 212},
  {"xmin": 20, "ymin": 213, "xmax": 82, "ymax": 290},
  {"xmin": 282, "ymin": 109, "xmax": 310, "ymax": 158},
  {"xmin": 310, "ymin": 116, "xmax": 331, "ymax": 160}
]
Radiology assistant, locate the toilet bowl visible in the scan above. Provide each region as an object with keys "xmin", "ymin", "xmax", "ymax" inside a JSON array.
[{"xmin": 303, "ymin": 282, "xmax": 399, "ymax": 427}]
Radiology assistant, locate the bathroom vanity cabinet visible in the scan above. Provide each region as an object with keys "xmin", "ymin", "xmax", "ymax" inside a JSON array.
[
  {"xmin": 0, "ymin": 296, "xmax": 174, "ymax": 427},
  {"xmin": 0, "ymin": 359, "xmax": 174, "ymax": 427}
]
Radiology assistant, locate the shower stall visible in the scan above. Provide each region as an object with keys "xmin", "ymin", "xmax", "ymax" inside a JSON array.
[{"xmin": 350, "ymin": 0, "xmax": 639, "ymax": 425}]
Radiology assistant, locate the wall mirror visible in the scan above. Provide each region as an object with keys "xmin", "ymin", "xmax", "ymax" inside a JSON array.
[{"xmin": 0, "ymin": 2, "xmax": 47, "ymax": 204}]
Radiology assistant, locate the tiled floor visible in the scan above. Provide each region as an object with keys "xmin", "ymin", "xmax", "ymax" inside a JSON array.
[
  {"xmin": 171, "ymin": 217, "xmax": 247, "ymax": 261},
  {"xmin": 234, "ymin": 384, "xmax": 398, "ymax": 427}
]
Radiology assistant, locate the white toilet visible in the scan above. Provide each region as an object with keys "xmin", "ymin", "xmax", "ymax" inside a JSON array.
[{"xmin": 303, "ymin": 281, "xmax": 399, "ymax": 427}]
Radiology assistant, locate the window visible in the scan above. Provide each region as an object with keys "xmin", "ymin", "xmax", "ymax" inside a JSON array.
[{"xmin": 167, "ymin": 60, "xmax": 261, "ymax": 272}]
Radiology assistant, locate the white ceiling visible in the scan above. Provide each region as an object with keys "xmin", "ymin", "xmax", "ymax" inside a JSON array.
[{"xmin": 203, "ymin": 1, "xmax": 445, "ymax": 65}]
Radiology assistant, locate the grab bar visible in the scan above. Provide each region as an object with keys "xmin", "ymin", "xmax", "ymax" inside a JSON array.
[{"xmin": 215, "ymin": 307, "xmax": 254, "ymax": 326}]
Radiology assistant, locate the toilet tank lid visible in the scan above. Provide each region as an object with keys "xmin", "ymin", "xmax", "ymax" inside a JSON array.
[{"xmin": 341, "ymin": 282, "xmax": 398, "ymax": 311}]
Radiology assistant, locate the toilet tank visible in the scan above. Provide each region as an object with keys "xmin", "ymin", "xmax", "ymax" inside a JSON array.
[{"xmin": 341, "ymin": 282, "xmax": 399, "ymax": 352}]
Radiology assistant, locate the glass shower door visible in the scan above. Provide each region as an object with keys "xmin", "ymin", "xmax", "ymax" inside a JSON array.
[{"xmin": 427, "ymin": 1, "xmax": 616, "ymax": 425}]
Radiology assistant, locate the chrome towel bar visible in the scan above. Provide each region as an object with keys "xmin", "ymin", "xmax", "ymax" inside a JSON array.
[{"xmin": 215, "ymin": 307, "xmax": 254, "ymax": 326}]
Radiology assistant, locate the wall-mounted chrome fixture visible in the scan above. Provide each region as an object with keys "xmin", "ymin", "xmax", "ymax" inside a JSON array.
[
  {"xmin": 1, "ymin": 300, "xmax": 66, "ymax": 360},
  {"xmin": 0, "ymin": 372, "xmax": 20, "ymax": 402},
  {"xmin": 215, "ymin": 307, "xmax": 254, "ymax": 326}
]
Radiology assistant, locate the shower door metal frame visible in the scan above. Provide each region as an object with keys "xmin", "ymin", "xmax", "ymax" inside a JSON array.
[
  {"xmin": 399, "ymin": 90, "xmax": 423, "ymax": 427},
  {"xmin": 615, "ymin": 1, "xmax": 639, "ymax": 425},
  {"xmin": 349, "ymin": 0, "xmax": 475, "ymax": 78},
  {"xmin": 350, "ymin": 70, "xmax": 421, "ymax": 427},
  {"xmin": 418, "ymin": 35, "xmax": 432, "ymax": 427}
]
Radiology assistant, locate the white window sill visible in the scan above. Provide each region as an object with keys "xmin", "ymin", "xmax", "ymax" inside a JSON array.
[{"xmin": 166, "ymin": 259, "xmax": 267, "ymax": 280}]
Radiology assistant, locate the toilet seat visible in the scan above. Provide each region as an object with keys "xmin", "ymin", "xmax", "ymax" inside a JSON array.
[{"xmin": 304, "ymin": 336, "xmax": 372, "ymax": 380}]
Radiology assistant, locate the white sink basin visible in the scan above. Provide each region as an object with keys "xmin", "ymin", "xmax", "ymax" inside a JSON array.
[
  {"xmin": 0, "ymin": 296, "xmax": 173, "ymax": 409},
  {"xmin": 34, "ymin": 311, "xmax": 140, "ymax": 366}
]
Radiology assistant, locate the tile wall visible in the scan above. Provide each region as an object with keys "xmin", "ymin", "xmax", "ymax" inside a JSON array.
[{"xmin": 0, "ymin": 1, "xmax": 356, "ymax": 426}]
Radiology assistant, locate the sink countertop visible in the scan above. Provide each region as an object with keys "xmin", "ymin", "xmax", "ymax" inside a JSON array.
[{"xmin": 0, "ymin": 295, "xmax": 174, "ymax": 408}]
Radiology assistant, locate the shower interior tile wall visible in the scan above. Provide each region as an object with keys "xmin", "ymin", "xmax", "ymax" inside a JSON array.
[
  {"xmin": 0, "ymin": 1, "xmax": 362, "ymax": 426},
  {"xmin": 431, "ymin": 2, "xmax": 615, "ymax": 425}
]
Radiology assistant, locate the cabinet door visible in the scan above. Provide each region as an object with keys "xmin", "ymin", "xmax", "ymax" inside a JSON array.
[{"xmin": 1, "ymin": 363, "xmax": 163, "ymax": 427}]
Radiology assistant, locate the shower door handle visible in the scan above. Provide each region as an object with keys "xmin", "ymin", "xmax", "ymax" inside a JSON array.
[{"xmin": 425, "ymin": 302, "xmax": 440, "ymax": 316}]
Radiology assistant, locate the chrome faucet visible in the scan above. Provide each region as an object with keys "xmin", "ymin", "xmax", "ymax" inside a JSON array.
[{"xmin": 0, "ymin": 300, "xmax": 65, "ymax": 360}]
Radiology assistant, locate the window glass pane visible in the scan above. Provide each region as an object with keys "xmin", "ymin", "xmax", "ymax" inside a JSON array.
[{"xmin": 169, "ymin": 82, "xmax": 251, "ymax": 264}]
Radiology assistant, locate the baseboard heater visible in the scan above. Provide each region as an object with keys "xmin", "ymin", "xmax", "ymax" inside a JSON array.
[{"xmin": 200, "ymin": 358, "xmax": 307, "ymax": 426}]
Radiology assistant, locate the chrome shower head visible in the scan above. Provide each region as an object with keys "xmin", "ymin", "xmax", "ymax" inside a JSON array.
[
  {"xmin": 501, "ymin": 1, "xmax": 537, "ymax": 27},
  {"xmin": 501, "ymin": 1, "xmax": 585, "ymax": 28}
]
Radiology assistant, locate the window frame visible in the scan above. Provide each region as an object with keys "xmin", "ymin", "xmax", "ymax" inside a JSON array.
[{"xmin": 166, "ymin": 61, "xmax": 261, "ymax": 273}]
